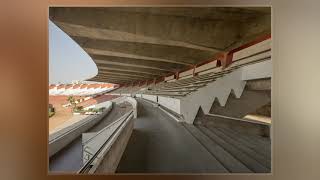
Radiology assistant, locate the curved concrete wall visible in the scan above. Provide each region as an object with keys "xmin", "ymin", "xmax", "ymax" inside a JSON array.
[
  {"xmin": 111, "ymin": 96, "xmax": 138, "ymax": 118},
  {"xmin": 95, "ymin": 114, "xmax": 134, "ymax": 173},
  {"xmin": 48, "ymin": 102, "xmax": 113, "ymax": 157},
  {"xmin": 80, "ymin": 97, "xmax": 138, "ymax": 173},
  {"xmin": 84, "ymin": 112, "xmax": 134, "ymax": 174}
]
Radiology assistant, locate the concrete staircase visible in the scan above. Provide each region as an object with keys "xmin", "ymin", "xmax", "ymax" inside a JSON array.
[
  {"xmin": 180, "ymin": 68, "xmax": 247, "ymax": 123},
  {"xmin": 183, "ymin": 123, "xmax": 271, "ymax": 173},
  {"xmin": 209, "ymin": 88, "xmax": 271, "ymax": 119}
]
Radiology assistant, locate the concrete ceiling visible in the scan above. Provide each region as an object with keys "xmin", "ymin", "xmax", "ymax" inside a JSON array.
[{"xmin": 49, "ymin": 7, "xmax": 271, "ymax": 84}]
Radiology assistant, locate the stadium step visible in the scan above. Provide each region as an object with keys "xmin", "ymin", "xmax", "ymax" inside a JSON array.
[
  {"xmin": 215, "ymin": 126, "xmax": 271, "ymax": 159},
  {"xmin": 182, "ymin": 123, "xmax": 252, "ymax": 173},
  {"xmin": 199, "ymin": 125, "xmax": 271, "ymax": 171},
  {"xmin": 182, "ymin": 123, "xmax": 271, "ymax": 173}
]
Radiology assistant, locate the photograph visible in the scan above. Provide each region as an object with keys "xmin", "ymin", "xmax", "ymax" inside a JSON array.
[
  {"xmin": 48, "ymin": 7, "xmax": 272, "ymax": 174},
  {"xmin": 4, "ymin": 0, "xmax": 320, "ymax": 180}
]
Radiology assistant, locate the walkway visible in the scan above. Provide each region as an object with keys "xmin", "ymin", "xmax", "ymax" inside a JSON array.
[{"xmin": 116, "ymin": 99, "xmax": 227, "ymax": 173}]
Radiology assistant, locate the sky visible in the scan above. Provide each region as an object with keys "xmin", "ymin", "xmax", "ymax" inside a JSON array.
[{"xmin": 49, "ymin": 20, "xmax": 97, "ymax": 84}]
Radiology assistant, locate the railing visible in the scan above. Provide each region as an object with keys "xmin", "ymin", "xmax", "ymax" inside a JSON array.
[
  {"xmin": 48, "ymin": 105, "xmax": 113, "ymax": 157},
  {"xmin": 112, "ymin": 96, "xmax": 138, "ymax": 118},
  {"xmin": 49, "ymin": 104, "xmax": 112, "ymax": 143},
  {"xmin": 78, "ymin": 110, "xmax": 133, "ymax": 174}
]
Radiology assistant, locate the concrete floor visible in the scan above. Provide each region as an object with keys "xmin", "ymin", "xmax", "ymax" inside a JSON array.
[
  {"xmin": 116, "ymin": 99, "xmax": 227, "ymax": 173},
  {"xmin": 49, "ymin": 102, "xmax": 132, "ymax": 173}
]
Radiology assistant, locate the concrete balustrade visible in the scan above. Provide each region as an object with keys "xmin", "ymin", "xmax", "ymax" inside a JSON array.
[
  {"xmin": 111, "ymin": 96, "xmax": 138, "ymax": 118},
  {"xmin": 81, "ymin": 112, "xmax": 134, "ymax": 174},
  {"xmin": 79, "ymin": 97, "xmax": 138, "ymax": 174},
  {"xmin": 48, "ymin": 101, "xmax": 113, "ymax": 157}
]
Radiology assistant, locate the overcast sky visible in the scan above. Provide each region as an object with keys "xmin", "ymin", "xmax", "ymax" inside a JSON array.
[{"xmin": 49, "ymin": 20, "xmax": 97, "ymax": 84}]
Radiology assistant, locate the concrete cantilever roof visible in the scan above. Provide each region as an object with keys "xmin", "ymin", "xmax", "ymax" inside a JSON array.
[{"xmin": 49, "ymin": 7, "xmax": 270, "ymax": 85}]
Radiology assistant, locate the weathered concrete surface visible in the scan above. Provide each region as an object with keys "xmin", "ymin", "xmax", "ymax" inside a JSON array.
[
  {"xmin": 49, "ymin": 7, "xmax": 271, "ymax": 84},
  {"xmin": 194, "ymin": 108, "xmax": 270, "ymax": 137},
  {"xmin": 116, "ymin": 99, "xmax": 227, "ymax": 173},
  {"xmin": 208, "ymin": 88, "xmax": 271, "ymax": 119},
  {"xmin": 95, "ymin": 115, "xmax": 134, "ymax": 173},
  {"xmin": 246, "ymin": 78, "xmax": 271, "ymax": 91}
]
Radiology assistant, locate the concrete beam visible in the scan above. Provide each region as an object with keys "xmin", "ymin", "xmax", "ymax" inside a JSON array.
[
  {"xmin": 50, "ymin": 7, "xmax": 245, "ymax": 51},
  {"xmin": 85, "ymin": 48, "xmax": 192, "ymax": 66},
  {"xmin": 97, "ymin": 69, "xmax": 157, "ymax": 78},
  {"xmin": 72, "ymin": 36, "xmax": 213, "ymax": 65},
  {"xmin": 54, "ymin": 21, "xmax": 223, "ymax": 52},
  {"xmin": 94, "ymin": 60, "xmax": 175, "ymax": 72},
  {"xmin": 94, "ymin": 75, "xmax": 139, "ymax": 80},
  {"xmin": 90, "ymin": 77, "xmax": 132, "ymax": 83},
  {"xmin": 96, "ymin": 61, "xmax": 170, "ymax": 72},
  {"xmin": 98, "ymin": 65, "xmax": 165, "ymax": 76},
  {"xmin": 96, "ymin": 74, "xmax": 144, "ymax": 81},
  {"xmin": 97, "ymin": 71, "xmax": 148, "ymax": 78},
  {"xmin": 107, "ymin": 7, "xmax": 269, "ymax": 21},
  {"xmin": 92, "ymin": 54, "xmax": 183, "ymax": 72}
]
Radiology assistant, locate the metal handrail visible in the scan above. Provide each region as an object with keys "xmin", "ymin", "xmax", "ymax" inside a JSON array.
[
  {"xmin": 82, "ymin": 111, "xmax": 132, "ymax": 145},
  {"xmin": 78, "ymin": 110, "xmax": 133, "ymax": 174}
]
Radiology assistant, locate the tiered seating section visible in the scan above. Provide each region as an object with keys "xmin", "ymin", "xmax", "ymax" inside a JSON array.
[
  {"xmin": 144, "ymin": 70, "xmax": 233, "ymax": 97},
  {"xmin": 109, "ymin": 38, "xmax": 271, "ymax": 99},
  {"xmin": 106, "ymin": 38, "xmax": 271, "ymax": 124},
  {"xmin": 49, "ymin": 83, "xmax": 115, "ymax": 96}
]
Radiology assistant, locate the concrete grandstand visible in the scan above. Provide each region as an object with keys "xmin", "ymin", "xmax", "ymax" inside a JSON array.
[
  {"xmin": 49, "ymin": 7, "xmax": 271, "ymax": 174},
  {"xmin": 49, "ymin": 83, "xmax": 116, "ymax": 96}
]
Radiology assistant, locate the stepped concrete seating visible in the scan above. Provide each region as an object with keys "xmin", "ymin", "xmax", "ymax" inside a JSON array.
[
  {"xmin": 142, "ymin": 70, "xmax": 234, "ymax": 97},
  {"xmin": 217, "ymin": 126, "xmax": 271, "ymax": 159},
  {"xmin": 183, "ymin": 123, "xmax": 252, "ymax": 173},
  {"xmin": 117, "ymin": 39, "xmax": 271, "ymax": 124},
  {"xmin": 135, "ymin": 59, "xmax": 270, "ymax": 120},
  {"xmin": 208, "ymin": 88, "xmax": 271, "ymax": 120},
  {"xmin": 136, "ymin": 71, "xmax": 227, "ymax": 96},
  {"xmin": 162, "ymin": 70, "xmax": 230, "ymax": 86},
  {"xmin": 183, "ymin": 124, "xmax": 271, "ymax": 173},
  {"xmin": 138, "ymin": 58, "xmax": 259, "ymax": 99},
  {"xmin": 112, "ymin": 84, "xmax": 149, "ymax": 96},
  {"xmin": 162, "ymin": 73, "xmax": 225, "ymax": 86}
]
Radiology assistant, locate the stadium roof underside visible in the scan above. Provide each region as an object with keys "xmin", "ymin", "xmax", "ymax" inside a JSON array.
[{"xmin": 49, "ymin": 7, "xmax": 271, "ymax": 85}]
